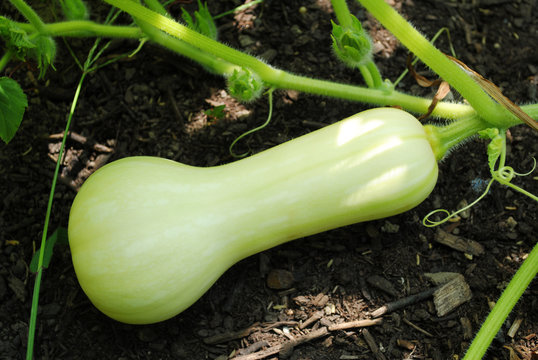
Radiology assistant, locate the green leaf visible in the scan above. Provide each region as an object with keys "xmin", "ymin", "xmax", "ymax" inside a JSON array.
[
  {"xmin": 59, "ymin": 0, "xmax": 89, "ymax": 20},
  {"xmin": 204, "ymin": 104, "xmax": 226, "ymax": 121},
  {"xmin": 0, "ymin": 16, "xmax": 36, "ymax": 61},
  {"xmin": 181, "ymin": 0, "xmax": 218, "ymax": 40},
  {"xmin": 0, "ymin": 77, "xmax": 28, "ymax": 144},
  {"xmin": 30, "ymin": 227, "xmax": 69, "ymax": 273},
  {"xmin": 478, "ymin": 128, "xmax": 503, "ymax": 173}
]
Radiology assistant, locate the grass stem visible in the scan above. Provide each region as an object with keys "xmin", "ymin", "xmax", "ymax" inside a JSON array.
[{"xmin": 464, "ymin": 242, "xmax": 538, "ymax": 359}]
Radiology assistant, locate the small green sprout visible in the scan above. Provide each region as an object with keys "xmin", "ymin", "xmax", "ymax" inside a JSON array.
[{"xmin": 204, "ymin": 104, "xmax": 226, "ymax": 121}]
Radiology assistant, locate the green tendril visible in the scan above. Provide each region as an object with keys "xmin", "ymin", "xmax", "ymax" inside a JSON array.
[
  {"xmin": 492, "ymin": 160, "xmax": 538, "ymax": 202},
  {"xmin": 423, "ymin": 131, "xmax": 537, "ymax": 227},
  {"xmin": 229, "ymin": 88, "xmax": 274, "ymax": 158},
  {"xmin": 422, "ymin": 179, "xmax": 494, "ymax": 227}
]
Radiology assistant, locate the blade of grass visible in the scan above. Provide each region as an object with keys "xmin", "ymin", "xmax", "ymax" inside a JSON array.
[
  {"xmin": 463, "ymin": 242, "xmax": 538, "ymax": 359},
  {"xmin": 26, "ymin": 8, "xmax": 125, "ymax": 359},
  {"xmin": 26, "ymin": 66, "xmax": 85, "ymax": 360}
]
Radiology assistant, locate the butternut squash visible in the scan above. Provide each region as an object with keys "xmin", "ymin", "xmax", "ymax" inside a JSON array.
[{"xmin": 68, "ymin": 108, "xmax": 438, "ymax": 324}]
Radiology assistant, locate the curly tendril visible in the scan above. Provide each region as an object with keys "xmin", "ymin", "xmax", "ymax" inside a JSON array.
[
  {"xmin": 422, "ymin": 128, "xmax": 537, "ymax": 228},
  {"xmin": 492, "ymin": 160, "xmax": 538, "ymax": 202},
  {"xmin": 229, "ymin": 88, "xmax": 274, "ymax": 158},
  {"xmin": 422, "ymin": 179, "xmax": 494, "ymax": 227}
]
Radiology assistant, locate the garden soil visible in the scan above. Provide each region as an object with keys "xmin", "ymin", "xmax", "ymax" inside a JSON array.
[{"xmin": 1, "ymin": 0, "xmax": 537, "ymax": 359}]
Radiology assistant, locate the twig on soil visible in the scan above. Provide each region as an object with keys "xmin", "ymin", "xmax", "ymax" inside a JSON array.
[
  {"xmin": 165, "ymin": 86, "xmax": 184, "ymax": 126},
  {"xmin": 396, "ymin": 338, "xmax": 416, "ymax": 351},
  {"xmin": 298, "ymin": 310, "xmax": 323, "ymax": 329},
  {"xmin": 301, "ymin": 120, "xmax": 327, "ymax": 129},
  {"xmin": 232, "ymin": 327, "xmax": 329, "ymax": 360},
  {"xmin": 507, "ymin": 317, "xmax": 523, "ymax": 338},
  {"xmin": 204, "ymin": 321, "xmax": 299, "ymax": 345},
  {"xmin": 230, "ymin": 318, "xmax": 383, "ymax": 360},
  {"xmin": 362, "ymin": 328, "xmax": 388, "ymax": 360},
  {"xmin": 204, "ymin": 322, "xmax": 261, "ymax": 345},
  {"xmin": 371, "ymin": 287, "xmax": 438, "ymax": 318},
  {"xmin": 235, "ymin": 341, "xmax": 270, "ymax": 356},
  {"xmin": 48, "ymin": 131, "xmax": 114, "ymax": 153},
  {"xmin": 279, "ymin": 327, "xmax": 330, "ymax": 358},
  {"xmin": 366, "ymin": 274, "xmax": 399, "ymax": 297},
  {"xmin": 327, "ymin": 318, "xmax": 382, "ymax": 331},
  {"xmin": 57, "ymin": 153, "xmax": 113, "ymax": 192},
  {"xmin": 402, "ymin": 317, "xmax": 434, "ymax": 337}
]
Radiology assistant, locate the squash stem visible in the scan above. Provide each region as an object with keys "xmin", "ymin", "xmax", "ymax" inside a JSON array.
[
  {"xmin": 0, "ymin": 50, "xmax": 13, "ymax": 73},
  {"xmin": 354, "ymin": 0, "xmax": 517, "ymax": 129},
  {"xmin": 15, "ymin": 20, "xmax": 143, "ymax": 38},
  {"xmin": 426, "ymin": 103, "xmax": 538, "ymax": 160},
  {"xmin": 331, "ymin": 0, "xmax": 354, "ymax": 28},
  {"xmin": 423, "ymin": 114, "xmax": 490, "ymax": 160},
  {"xmin": 8, "ymin": 0, "xmax": 47, "ymax": 33},
  {"xmin": 98, "ymin": 0, "xmax": 481, "ymax": 121}
]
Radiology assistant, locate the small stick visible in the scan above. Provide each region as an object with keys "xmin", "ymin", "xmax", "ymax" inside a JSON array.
[
  {"xmin": 279, "ymin": 327, "xmax": 329, "ymax": 358},
  {"xmin": 396, "ymin": 338, "xmax": 415, "ymax": 350},
  {"xmin": 231, "ymin": 318, "xmax": 383, "ymax": 359},
  {"xmin": 232, "ymin": 327, "xmax": 329, "ymax": 360},
  {"xmin": 371, "ymin": 287, "xmax": 438, "ymax": 318},
  {"xmin": 301, "ymin": 120, "xmax": 327, "ymax": 129},
  {"xmin": 235, "ymin": 341, "xmax": 269, "ymax": 356},
  {"xmin": 48, "ymin": 131, "xmax": 114, "ymax": 153},
  {"xmin": 366, "ymin": 275, "xmax": 399, "ymax": 297},
  {"xmin": 232, "ymin": 343, "xmax": 282, "ymax": 360},
  {"xmin": 166, "ymin": 86, "xmax": 184, "ymax": 126},
  {"xmin": 261, "ymin": 321, "xmax": 299, "ymax": 332},
  {"xmin": 507, "ymin": 317, "xmax": 523, "ymax": 338},
  {"xmin": 362, "ymin": 328, "xmax": 388, "ymax": 360},
  {"xmin": 204, "ymin": 322, "xmax": 261, "ymax": 344},
  {"xmin": 402, "ymin": 317, "xmax": 434, "ymax": 337},
  {"xmin": 204, "ymin": 321, "xmax": 298, "ymax": 345},
  {"xmin": 299, "ymin": 310, "xmax": 323, "ymax": 329},
  {"xmin": 328, "ymin": 318, "xmax": 382, "ymax": 331}
]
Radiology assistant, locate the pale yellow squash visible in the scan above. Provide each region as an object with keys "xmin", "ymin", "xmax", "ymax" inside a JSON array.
[{"xmin": 68, "ymin": 108, "xmax": 438, "ymax": 324}]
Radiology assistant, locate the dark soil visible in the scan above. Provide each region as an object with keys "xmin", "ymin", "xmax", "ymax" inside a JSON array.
[{"xmin": 1, "ymin": 0, "xmax": 537, "ymax": 359}]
